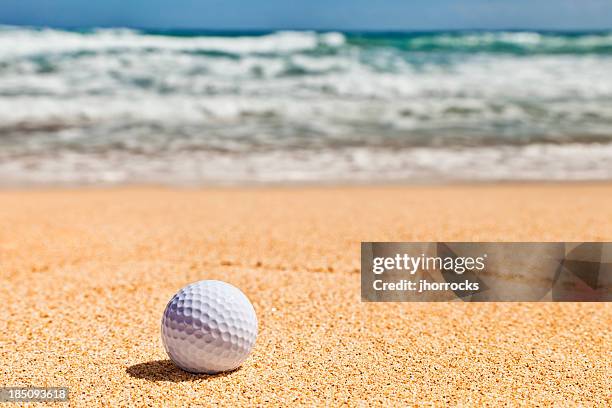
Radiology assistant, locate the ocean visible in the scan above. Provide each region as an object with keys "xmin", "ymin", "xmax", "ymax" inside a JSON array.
[{"xmin": 1, "ymin": 26, "xmax": 612, "ymax": 185}]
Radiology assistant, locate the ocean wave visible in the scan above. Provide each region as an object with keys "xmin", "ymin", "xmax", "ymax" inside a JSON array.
[
  {"xmin": 3, "ymin": 27, "xmax": 611, "ymax": 67},
  {"xmin": 0, "ymin": 27, "xmax": 345, "ymax": 58},
  {"xmin": 349, "ymin": 31, "xmax": 612, "ymax": 55},
  {"xmin": 1, "ymin": 27, "xmax": 612, "ymax": 184},
  {"xmin": 2, "ymin": 95, "xmax": 612, "ymax": 158}
]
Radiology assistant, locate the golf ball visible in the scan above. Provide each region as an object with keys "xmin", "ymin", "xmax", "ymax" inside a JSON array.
[{"xmin": 161, "ymin": 280, "xmax": 258, "ymax": 374}]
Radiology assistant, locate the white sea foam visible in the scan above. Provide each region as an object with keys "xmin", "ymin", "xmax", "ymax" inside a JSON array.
[{"xmin": 1, "ymin": 143, "xmax": 611, "ymax": 186}]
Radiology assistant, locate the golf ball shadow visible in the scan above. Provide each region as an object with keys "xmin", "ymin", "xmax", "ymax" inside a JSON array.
[{"xmin": 126, "ymin": 359, "xmax": 240, "ymax": 382}]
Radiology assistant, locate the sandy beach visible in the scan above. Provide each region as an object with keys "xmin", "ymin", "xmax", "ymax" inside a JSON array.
[{"xmin": 1, "ymin": 184, "xmax": 611, "ymax": 406}]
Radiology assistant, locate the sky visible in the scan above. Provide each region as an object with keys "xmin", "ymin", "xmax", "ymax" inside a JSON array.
[{"xmin": 1, "ymin": 0, "xmax": 611, "ymax": 30}]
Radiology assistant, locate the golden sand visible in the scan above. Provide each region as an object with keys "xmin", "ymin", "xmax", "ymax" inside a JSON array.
[{"xmin": 1, "ymin": 184, "xmax": 611, "ymax": 406}]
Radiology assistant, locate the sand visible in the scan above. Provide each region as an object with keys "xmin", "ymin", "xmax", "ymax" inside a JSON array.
[{"xmin": 1, "ymin": 184, "xmax": 610, "ymax": 406}]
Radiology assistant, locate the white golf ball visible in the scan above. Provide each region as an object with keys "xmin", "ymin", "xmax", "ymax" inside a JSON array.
[{"xmin": 161, "ymin": 280, "xmax": 258, "ymax": 374}]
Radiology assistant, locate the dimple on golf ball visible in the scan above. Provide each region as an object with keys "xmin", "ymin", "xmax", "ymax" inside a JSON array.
[{"xmin": 161, "ymin": 280, "xmax": 258, "ymax": 374}]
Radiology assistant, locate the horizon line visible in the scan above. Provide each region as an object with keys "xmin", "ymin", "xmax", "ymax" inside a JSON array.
[{"xmin": 2, "ymin": 22, "xmax": 612, "ymax": 33}]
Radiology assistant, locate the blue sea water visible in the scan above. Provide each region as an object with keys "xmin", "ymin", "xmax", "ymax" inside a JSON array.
[{"xmin": 1, "ymin": 26, "xmax": 611, "ymax": 184}]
